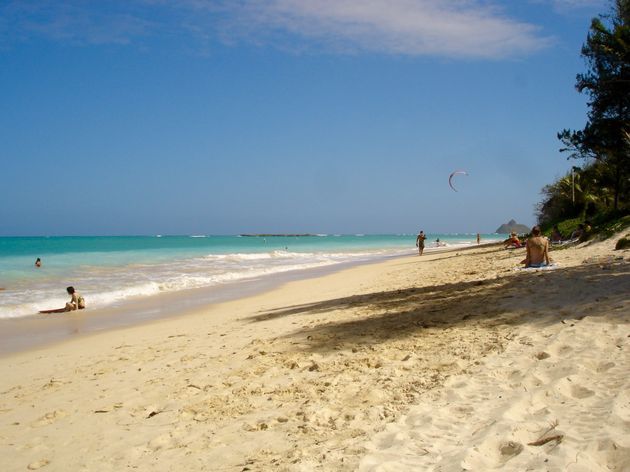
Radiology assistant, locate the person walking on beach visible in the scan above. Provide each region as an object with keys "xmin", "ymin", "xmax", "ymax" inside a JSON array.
[
  {"xmin": 416, "ymin": 231, "xmax": 426, "ymax": 256},
  {"xmin": 65, "ymin": 286, "xmax": 86, "ymax": 311},
  {"xmin": 476, "ymin": 233, "xmax": 480, "ymax": 245}
]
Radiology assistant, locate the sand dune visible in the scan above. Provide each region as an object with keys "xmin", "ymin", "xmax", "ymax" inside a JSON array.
[{"xmin": 0, "ymin": 235, "xmax": 628, "ymax": 471}]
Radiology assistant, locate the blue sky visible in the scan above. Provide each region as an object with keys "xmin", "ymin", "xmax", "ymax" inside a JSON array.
[{"xmin": 0, "ymin": 0, "xmax": 608, "ymax": 235}]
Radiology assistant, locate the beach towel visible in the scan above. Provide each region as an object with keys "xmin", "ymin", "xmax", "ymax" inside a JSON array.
[
  {"xmin": 551, "ymin": 238, "xmax": 579, "ymax": 246},
  {"xmin": 516, "ymin": 263, "xmax": 559, "ymax": 272}
]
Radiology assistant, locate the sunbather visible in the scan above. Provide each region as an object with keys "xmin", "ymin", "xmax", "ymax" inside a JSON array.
[
  {"xmin": 551, "ymin": 225, "xmax": 563, "ymax": 242},
  {"xmin": 504, "ymin": 232, "xmax": 522, "ymax": 248},
  {"xmin": 521, "ymin": 226, "xmax": 550, "ymax": 268}
]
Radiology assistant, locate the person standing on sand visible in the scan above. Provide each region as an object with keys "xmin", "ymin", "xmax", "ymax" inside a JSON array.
[
  {"xmin": 476, "ymin": 233, "xmax": 480, "ymax": 245},
  {"xmin": 416, "ymin": 231, "xmax": 426, "ymax": 255},
  {"xmin": 65, "ymin": 286, "xmax": 86, "ymax": 311}
]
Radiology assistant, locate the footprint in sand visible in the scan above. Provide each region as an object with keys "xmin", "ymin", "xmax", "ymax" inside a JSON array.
[
  {"xmin": 33, "ymin": 410, "xmax": 68, "ymax": 427},
  {"xmin": 556, "ymin": 378, "xmax": 595, "ymax": 399},
  {"xmin": 463, "ymin": 438, "xmax": 523, "ymax": 469},
  {"xmin": 596, "ymin": 361, "xmax": 615, "ymax": 373},
  {"xmin": 499, "ymin": 441, "xmax": 523, "ymax": 459},
  {"xmin": 587, "ymin": 439, "xmax": 630, "ymax": 471},
  {"xmin": 535, "ymin": 351, "xmax": 550, "ymax": 360},
  {"xmin": 27, "ymin": 459, "xmax": 50, "ymax": 470},
  {"xmin": 612, "ymin": 389, "xmax": 630, "ymax": 422},
  {"xmin": 551, "ymin": 344, "xmax": 573, "ymax": 356},
  {"xmin": 147, "ymin": 432, "xmax": 180, "ymax": 451}
]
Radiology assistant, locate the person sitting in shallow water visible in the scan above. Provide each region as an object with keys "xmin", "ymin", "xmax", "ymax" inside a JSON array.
[
  {"xmin": 65, "ymin": 286, "xmax": 86, "ymax": 311},
  {"xmin": 521, "ymin": 226, "xmax": 551, "ymax": 268}
]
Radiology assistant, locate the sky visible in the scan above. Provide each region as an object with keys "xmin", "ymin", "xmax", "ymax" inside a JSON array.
[{"xmin": 0, "ymin": 0, "xmax": 610, "ymax": 236}]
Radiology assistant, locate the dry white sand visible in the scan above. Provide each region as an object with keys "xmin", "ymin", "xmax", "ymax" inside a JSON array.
[{"xmin": 0, "ymin": 235, "xmax": 628, "ymax": 471}]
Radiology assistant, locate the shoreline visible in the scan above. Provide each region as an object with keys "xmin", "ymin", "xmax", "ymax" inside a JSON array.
[
  {"xmin": 0, "ymin": 243, "xmax": 488, "ymax": 356},
  {"xmin": 0, "ymin": 250, "xmax": 414, "ymax": 356},
  {"xmin": 1, "ymin": 237, "xmax": 627, "ymax": 470},
  {"xmin": 0, "ymin": 235, "xmax": 498, "ymax": 321}
]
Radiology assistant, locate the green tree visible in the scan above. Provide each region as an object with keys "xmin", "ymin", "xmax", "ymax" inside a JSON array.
[
  {"xmin": 558, "ymin": 0, "xmax": 630, "ymax": 211},
  {"xmin": 536, "ymin": 160, "xmax": 618, "ymax": 225}
]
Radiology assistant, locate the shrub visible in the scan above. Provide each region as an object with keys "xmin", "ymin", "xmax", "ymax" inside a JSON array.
[{"xmin": 615, "ymin": 236, "xmax": 630, "ymax": 250}]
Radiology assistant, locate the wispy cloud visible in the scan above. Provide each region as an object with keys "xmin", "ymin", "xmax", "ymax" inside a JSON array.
[
  {"xmin": 0, "ymin": 1, "xmax": 153, "ymax": 46},
  {"xmin": 198, "ymin": 0, "xmax": 552, "ymax": 59},
  {"xmin": 1, "ymin": 0, "xmax": 554, "ymax": 59}
]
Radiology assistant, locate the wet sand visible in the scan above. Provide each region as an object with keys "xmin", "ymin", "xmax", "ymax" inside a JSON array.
[{"xmin": 0, "ymin": 255, "xmax": 412, "ymax": 356}]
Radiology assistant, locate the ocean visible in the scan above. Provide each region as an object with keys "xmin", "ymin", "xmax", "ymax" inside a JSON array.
[{"xmin": 0, "ymin": 233, "xmax": 503, "ymax": 319}]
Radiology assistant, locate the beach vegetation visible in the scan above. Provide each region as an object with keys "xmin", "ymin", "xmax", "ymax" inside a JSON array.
[
  {"xmin": 615, "ymin": 235, "xmax": 630, "ymax": 249},
  {"xmin": 539, "ymin": 0, "xmax": 629, "ymax": 234},
  {"xmin": 597, "ymin": 213, "xmax": 630, "ymax": 238},
  {"xmin": 541, "ymin": 212, "xmax": 629, "ymax": 244},
  {"xmin": 557, "ymin": 0, "xmax": 629, "ymax": 213},
  {"xmin": 554, "ymin": 217, "xmax": 582, "ymax": 240},
  {"xmin": 535, "ymin": 163, "xmax": 612, "ymax": 225}
]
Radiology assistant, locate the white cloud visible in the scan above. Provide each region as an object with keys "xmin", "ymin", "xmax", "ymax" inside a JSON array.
[
  {"xmin": 1, "ymin": 0, "xmax": 553, "ymax": 59},
  {"xmin": 207, "ymin": 0, "xmax": 551, "ymax": 59}
]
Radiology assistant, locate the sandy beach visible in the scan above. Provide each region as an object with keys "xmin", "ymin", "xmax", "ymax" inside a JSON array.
[{"xmin": 1, "ymin": 236, "xmax": 628, "ymax": 471}]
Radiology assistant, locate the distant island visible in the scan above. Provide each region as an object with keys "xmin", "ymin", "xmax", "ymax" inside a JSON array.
[
  {"xmin": 240, "ymin": 234, "xmax": 317, "ymax": 237},
  {"xmin": 495, "ymin": 219, "xmax": 531, "ymax": 234}
]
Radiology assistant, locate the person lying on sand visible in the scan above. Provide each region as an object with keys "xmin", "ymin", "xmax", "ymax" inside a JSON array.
[
  {"xmin": 571, "ymin": 224, "xmax": 585, "ymax": 241},
  {"xmin": 521, "ymin": 226, "xmax": 551, "ymax": 268},
  {"xmin": 65, "ymin": 286, "xmax": 86, "ymax": 311}
]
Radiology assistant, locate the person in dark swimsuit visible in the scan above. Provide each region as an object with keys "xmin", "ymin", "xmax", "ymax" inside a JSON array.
[{"xmin": 416, "ymin": 230, "xmax": 426, "ymax": 255}]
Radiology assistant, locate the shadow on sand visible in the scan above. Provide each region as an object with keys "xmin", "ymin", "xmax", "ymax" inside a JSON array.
[{"xmin": 245, "ymin": 261, "xmax": 629, "ymax": 353}]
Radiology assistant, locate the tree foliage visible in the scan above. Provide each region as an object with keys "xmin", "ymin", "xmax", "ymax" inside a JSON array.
[
  {"xmin": 557, "ymin": 0, "xmax": 630, "ymax": 211},
  {"xmin": 536, "ymin": 161, "xmax": 615, "ymax": 226}
]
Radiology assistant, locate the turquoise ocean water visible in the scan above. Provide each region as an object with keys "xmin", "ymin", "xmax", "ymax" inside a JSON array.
[{"xmin": 0, "ymin": 234, "xmax": 503, "ymax": 319}]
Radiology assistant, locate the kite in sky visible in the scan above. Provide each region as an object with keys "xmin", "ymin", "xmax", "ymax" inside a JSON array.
[{"xmin": 448, "ymin": 170, "xmax": 468, "ymax": 192}]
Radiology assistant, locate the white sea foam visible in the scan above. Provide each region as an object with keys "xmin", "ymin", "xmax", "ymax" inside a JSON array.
[
  {"xmin": 0, "ymin": 247, "xmax": 414, "ymax": 319},
  {"xmin": 0, "ymin": 233, "xmax": 506, "ymax": 320}
]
